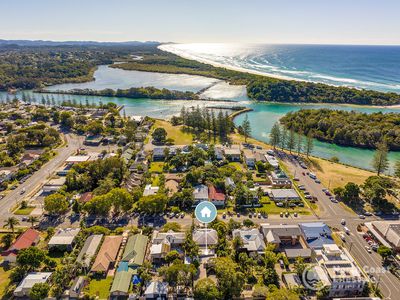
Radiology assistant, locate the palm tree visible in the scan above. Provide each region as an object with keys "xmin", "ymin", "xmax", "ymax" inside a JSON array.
[
  {"xmin": 3, "ymin": 217, "xmax": 20, "ymax": 234},
  {"xmin": 27, "ymin": 216, "xmax": 39, "ymax": 228}
]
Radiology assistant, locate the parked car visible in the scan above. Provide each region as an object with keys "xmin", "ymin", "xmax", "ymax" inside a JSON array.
[
  {"xmin": 341, "ymin": 219, "xmax": 346, "ymax": 225},
  {"xmin": 359, "ymin": 214, "xmax": 366, "ymax": 219}
]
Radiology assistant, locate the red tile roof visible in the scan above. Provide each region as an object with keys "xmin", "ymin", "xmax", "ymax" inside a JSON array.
[
  {"xmin": 79, "ymin": 192, "xmax": 93, "ymax": 203},
  {"xmin": 208, "ymin": 185, "xmax": 226, "ymax": 201},
  {"xmin": 2, "ymin": 228, "xmax": 39, "ymax": 256}
]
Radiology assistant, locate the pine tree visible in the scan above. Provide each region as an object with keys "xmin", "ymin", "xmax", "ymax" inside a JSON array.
[
  {"xmin": 394, "ymin": 160, "xmax": 400, "ymax": 178},
  {"xmin": 269, "ymin": 122, "xmax": 281, "ymax": 149},
  {"xmin": 305, "ymin": 132, "xmax": 314, "ymax": 157},
  {"xmin": 280, "ymin": 128, "xmax": 288, "ymax": 150},
  {"xmin": 372, "ymin": 141, "xmax": 389, "ymax": 176},
  {"xmin": 241, "ymin": 114, "xmax": 251, "ymax": 142},
  {"xmin": 296, "ymin": 132, "xmax": 303, "ymax": 155},
  {"xmin": 287, "ymin": 129, "xmax": 296, "ymax": 153}
]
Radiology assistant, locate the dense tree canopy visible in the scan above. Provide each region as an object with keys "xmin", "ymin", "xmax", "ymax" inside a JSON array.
[{"xmin": 281, "ymin": 109, "xmax": 400, "ymax": 150}]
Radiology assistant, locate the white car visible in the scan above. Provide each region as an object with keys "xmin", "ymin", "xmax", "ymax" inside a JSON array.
[{"xmin": 365, "ymin": 246, "xmax": 372, "ymax": 253}]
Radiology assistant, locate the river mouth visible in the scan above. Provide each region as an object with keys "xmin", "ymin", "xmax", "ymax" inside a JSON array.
[{"xmin": 1, "ymin": 65, "xmax": 399, "ymax": 172}]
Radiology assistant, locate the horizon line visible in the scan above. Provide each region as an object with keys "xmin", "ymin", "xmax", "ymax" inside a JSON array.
[{"xmin": 0, "ymin": 38, "xmax": 400, "ymax": 47}]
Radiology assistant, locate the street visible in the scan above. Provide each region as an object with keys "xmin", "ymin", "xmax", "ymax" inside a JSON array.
[
  {"xmin": 0, "ymin": 133, "xmax": 83, "ymax": 223},
  {"xmin": 283, "ymin": 154, "xmax": 400, "ymax": 299}
]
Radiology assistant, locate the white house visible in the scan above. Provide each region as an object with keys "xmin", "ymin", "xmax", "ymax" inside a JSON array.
[
  {"xmin": 232, "ymin": 228, "xmax": 266, "ymax": 255},
  {"xmin": 243, "ymin": 149, "xmax": 256, "ymax": 168},
  {"xmin": 14, "ymin": 272, "xmax": 52, "ymax": 297},
  {"xmin": 143, "ymin": 184, "xmax": 159, "ymax": 196}
]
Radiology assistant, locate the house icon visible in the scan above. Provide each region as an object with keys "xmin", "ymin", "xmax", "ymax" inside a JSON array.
[
  {"xmin": 200, "ymin": 206, "xmax": 211, "ymax": 218},
  {"xmin": 195, "ymin": 201, "xmax": 217, "ymax": 224}
]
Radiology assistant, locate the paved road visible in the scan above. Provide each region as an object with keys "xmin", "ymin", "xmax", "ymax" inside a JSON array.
[
  {"xmin": 283, "ymin": 154, "xmax": 400, "ymax": 299},
  {"xmin": 0, "ymin": 133, "xmax": 83, "ymax": 223}
]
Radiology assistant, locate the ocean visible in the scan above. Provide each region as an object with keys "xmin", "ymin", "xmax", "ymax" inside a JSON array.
[{"xmin": 160, "ymin": 43, "xmax": 400, "ymax": 93}]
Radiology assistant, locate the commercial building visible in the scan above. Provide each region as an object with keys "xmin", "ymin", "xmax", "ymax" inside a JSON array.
[
  {"xmin": 365, "ymin": 221, "xmax": 400, "ymax": 250},
  {"xmin": 314, "ymin": 244, "xmax": 367, "ymax": 298}
]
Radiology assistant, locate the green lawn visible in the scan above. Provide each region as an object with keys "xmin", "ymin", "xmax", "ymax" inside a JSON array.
[
  {"xmin": 149, "ymin": 162, "xmax": 164, "ymax": 174},
  {"xmin": 153, "ymin": 119, "xmax": 193, "ymax": 144},
  {"xmin": 255, "ymin": 197, "xmax": 311, "ymax": 215},
  {"xmin": 228, "ymin": 162, "xmax": 244, "ymax": 171},
  {"xmin": 87, "ymin": 276, "xmax": 113, "ymax": 299},
  {"xmin": 14, "ymin": 206, "xmax": 35, "ymax": 215},
  {"xmin": 0, "ymin": 267, "xmax": 11, "ymax": 298}
]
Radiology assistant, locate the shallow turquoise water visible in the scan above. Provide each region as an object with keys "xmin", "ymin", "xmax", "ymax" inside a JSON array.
[{"xmin": 1, "ymin": 67, "xmax": 399, "ymax": 172}]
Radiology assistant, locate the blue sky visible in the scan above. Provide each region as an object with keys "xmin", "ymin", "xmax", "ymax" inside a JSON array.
[{"xmin": 1, "ymin": 0, "xmax": 399, "ymax": 44}]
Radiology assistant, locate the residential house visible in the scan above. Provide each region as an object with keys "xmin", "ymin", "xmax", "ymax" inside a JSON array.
[
  {"xmin": 260, "ymin": 224, "xmax": 303, "ymax": 247},
  {"xmin": 62, "ymin": 276, "xmax": 87, "ymax": 300},
  {"xmin": 42, "ymin": 177, "xmax": 66, "ymax": 193},
  {"xmin": 282, "ymin": 273, "xmax": 302, "ymax": 289},
  {"xmin": 14, "ymin": 272, "xmax": 52, "ymax": 297},
  {"xmin": 121, "ymin": 148, "xmax": 134, "ymax": 165},
  {"xmin": 225, "ymin": 177, "xmax": 235, "ymax": 188},
  {"xmin": 143, "ymin": 184, "xmax": 159, "ymax": 196},
  {"xmin": 48, "ymin": 228, "xmax": 80, "ymax": 251},
  {"xmin": 223, "ymin": 147, "xmax": 241, "ymax": 162},
  {"xmin": 2, "ymin": 228, "xmax": 40, "ymax": 263},
  {"xmin": 193, "ymin": 184, "xmax": 209, "ymax": 205},
  {"xmin": 269, "ymin": 189, "xmax": 300, "ymax": 202},
  {"xmin": 165, "ymin": 179, "xmax": 179, "ymax": 197},
  {"xmin": 121, "ymin": 234, "xmax": 148, "ymax": 268},
  {"xmin": 208, "ymin": 185, "xmax": 226, "ymax": 207},
  {"xmin": 110, "ymin": 271, "xmax": 132, "ymax": 298},
  {"xmin": 144, "ymin": 281, "xmax": 169, "ymax": 300},
  {"xmin": 299, "ymin": 222, "xmax": 335, "ymax": 249},
  {"xmin": 0, "ymin": 166, "xmax": 17, "ymax": 183},
  {"xmin": 91, "ymin": 236, "xmax": 123, "ymax": 274},
  {"xmin": 285, "ymin": 248, "xmax": 313, "ymax": 262},
  {"xmin": 20, "ymin": 152, "xmax": 39, "ymax": 167},
  {"xmin": 232, "ymin": 228, "xmax": 266, "ymax": 255},
  {"xmin": 193, "ymin": 229, "xmax": 218, "ymax": 256},
  {"xmin": 65, "ymin": 155, "xmax": 90, "ymax": 164},
  {"xmin": 214, "ymin": 147, "xmax": 224, "ymax": 161},
  {"xmin": 76, "ymin": 235, "xmax": 103, "ymax": 268},
  {"xmin": 243, "ymin": 149, "xmax": 256, "ymax": 168},
  {"xmin": 152, "ymin": 147, "xmax": 166, "ymax": 161},
  {"xmin": 265, "ymin": 154, "xmax": 279, "ymax": 168},
  {"xmin": 269, "ymin": 170, "xmax": 292, "ymax": 187},
  {"xmin": 78, "ymin": 192, "xmax": 93, "ymax": 204},
  {"xmin": 130, "ymin": 115, "xmax": 144, "ymax": 125},
  {"xmin": 83, "ymin": 135, "xmax": 103, "ymax": 146},
  {"xmin": 150, "ymin": 230, "xmax": 185, "ymax": 262}
]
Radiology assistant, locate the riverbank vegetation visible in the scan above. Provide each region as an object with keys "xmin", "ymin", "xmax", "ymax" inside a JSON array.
[
  {"xmin": 0, "ymin": 43, "xmax": 155, "ymax": 90},
  {"xmin": 113, "ymin": 48, "xmax": 400, "ymax": 106},
  {"xmin": 280, "ymin": 109, "xmax": 400, "ymax": 150},
  {"xmin": 37, "ymin": 86, "xmax": 199, "ymax": 100}
]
